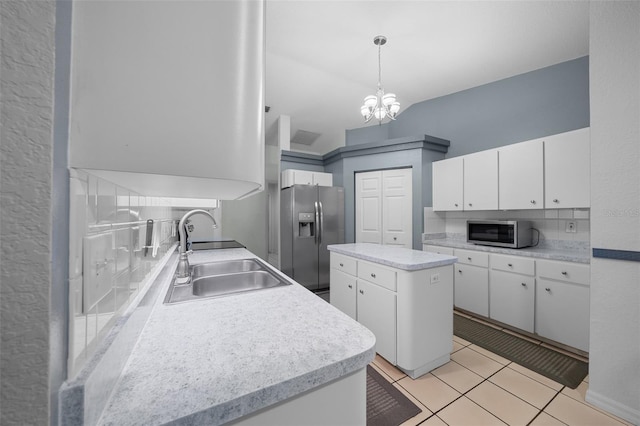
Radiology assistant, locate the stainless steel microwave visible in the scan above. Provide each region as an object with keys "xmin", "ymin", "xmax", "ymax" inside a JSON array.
[{"xmin": 467, "ymin": 220, "xmax": 533, "ymax": 248}]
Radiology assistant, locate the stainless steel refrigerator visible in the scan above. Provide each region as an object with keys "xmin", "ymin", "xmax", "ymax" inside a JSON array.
[{"xmin": 280, "ymin": 185, "xmax": 344, "ymax": 292}]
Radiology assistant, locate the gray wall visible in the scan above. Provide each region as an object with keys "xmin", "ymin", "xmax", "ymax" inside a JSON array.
[
  {"xmin": 345, "ymin": 122, "xmax": 389, "ymax": 146},
  {"xmin": 221, "ymin": 191, "xmax": 269, "ymax": 261},
  {"xmin": 347, "ymin": 56, "xmax": 590, "ymax": 158}
]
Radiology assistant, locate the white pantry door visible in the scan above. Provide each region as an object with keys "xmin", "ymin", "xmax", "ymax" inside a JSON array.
[
  {"xmin": 382, "ymin": 168, "xmax": 412, "ymax": 247},
  {"xmin": 355, "ymin": 171, "xmax": 382, "ymax": 244},
  {"xmin": 355, "ymin": 168, "xmax": 412, "ymax": 248}
]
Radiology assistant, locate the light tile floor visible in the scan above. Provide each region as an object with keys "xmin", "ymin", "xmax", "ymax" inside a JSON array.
[{"xmin": 369, "ymin": 314, "xmax": 632, "ymax": 426}]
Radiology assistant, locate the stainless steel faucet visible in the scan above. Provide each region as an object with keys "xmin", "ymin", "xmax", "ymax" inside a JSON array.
[{"xmin": 175, "ymin": 209, "xmax": 218, "ymax": 284}]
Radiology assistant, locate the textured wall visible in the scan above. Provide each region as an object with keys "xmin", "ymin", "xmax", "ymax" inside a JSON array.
[
  {"xmin": 587, "ymin": 2, "xmax": 640, "ymax": 424},
  {"xmin": 1, "ymin": 1, "xmax": 55, "ymax": 424}
]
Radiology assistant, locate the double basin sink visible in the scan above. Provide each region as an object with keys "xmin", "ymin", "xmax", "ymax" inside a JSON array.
[{"xmin": 164, "ymin": 258, "xmax": 291, "ymax": 304}]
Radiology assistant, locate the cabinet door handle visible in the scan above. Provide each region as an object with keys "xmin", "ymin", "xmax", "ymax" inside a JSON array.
[
  {"xmin": 553, "ymin": 199, "xmax": 559, "ymax": 203},
  {"xmin": 370, "ymin": 273, "xmax": 376, "ymax": 278},
  {"xmin": 339, "ymin": 263, "xmax": 344, "ymax": 267},
  {"xmin": 359, "ymin": 289, "xmax": 364, "ymax": 294},
  {"xmin": 530, "ymin": 200, "xmax": 536, "ymax": 204},
  {"xmin": 545, "ymin": 287, "xmax": 551, "ymax": 292},
  {"xmin": 561, "ymin": 271, "xmax": 568, "ymax": 276},
  {"xmin": 468, "ymin": 203, "xmax": 473, "ymax": 207},
  {"xmin": 393, "ymin": 237, "xmax": 397, "ymax": 241},
  {"xmin": 521, "ymin": 282, "xmax": 527, "ymax": 287},
  {"xmin": 458, "ymin": 269, "xmax": 462, "ymax": 274},
  {"xmin": 454, "ymin": 203, "xmax": 459, "ymax": 207},
  {"xmin": 508, "ymin": 263, "xmax": 513, "ymax": 267},
  {"xmin": 467, "ymin": 257, "xmax": 472, "ymax": 261}
]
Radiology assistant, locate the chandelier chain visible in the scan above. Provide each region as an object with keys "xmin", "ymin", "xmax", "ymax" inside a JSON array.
[{"xmin": 378, "ymin": 41, "xmax": 382, "ymax": 90}]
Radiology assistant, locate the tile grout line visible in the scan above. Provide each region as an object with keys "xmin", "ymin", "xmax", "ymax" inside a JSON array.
[
  {"xmin": 375, "ymin": 317, "xmax": 593, "ymax": 426},
  {"xmin": 397, "ymin": 360, "xmax": 512, "ymax": 425},
  {"xmin": 525, "ymin": 386, "xmax": 567, "ymax": 426}
]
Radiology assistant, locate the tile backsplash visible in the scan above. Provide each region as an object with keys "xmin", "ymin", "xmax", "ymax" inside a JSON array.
[
  {"xmin": 68, "ymin": 169, "xmax": 178, "ymax": 377},
  {"xmin": 424, "ymin": 207, "xmax": 591, "ymax": 245}
]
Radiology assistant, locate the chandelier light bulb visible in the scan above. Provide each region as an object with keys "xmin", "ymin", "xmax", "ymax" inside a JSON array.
[
  {"xmin": 364, "ymin": 95, "xmax": 377, "ymax": 109},
  {"xmin": 382, "ymin": 93, "xmax": 396, "ymax": 107},
  {"xmin": 359, "ymin": 35, "xmax": 400, "ymax": 124}
]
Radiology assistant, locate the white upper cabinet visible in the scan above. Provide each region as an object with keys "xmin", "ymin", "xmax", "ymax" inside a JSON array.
[
  {"xmin": 544, "ymin": 128, "xmax": 590, "ymax": 208},
  {"xmin": 69, "ymin": 1, "xmax": 265, "ymax": 200},
  {"xmin": 464, "ymin": 150, "xmax": 499, "ymax": 211},
  {"xmin": 432, "ymin": 157, "xmax": 463, "ymax": 211},
  {"xmin": 280, "ymin": 170, "xmax": 333, "ymax": 189},
  {"xmin": 498, "ymin": 139, "xmax": 544, "ymax": 210},
  {"xmin": 432, "ymin": 128, "xmax": 590, "ymax": 211}
]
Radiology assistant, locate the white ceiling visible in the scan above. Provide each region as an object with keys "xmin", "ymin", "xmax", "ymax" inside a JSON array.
[{"xmin": 265, "ymin": 0, "xmax": 589, "ymax": 155}]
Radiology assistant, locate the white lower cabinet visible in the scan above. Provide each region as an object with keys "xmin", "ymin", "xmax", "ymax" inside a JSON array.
[
  {"xmin": 489, "ymin": 254, "xmax": 535, "ymax": 333},
  {"xmin": 490, "ymin": 271, "xmax": 535, "ymax": 332},
  {"xmin": 536, "ymin": 260, "xmax": 590, "ymax": 352},
  {"xmin": 424, "ymin": 245, "xmax": 590, "ymax": 353},
  {"xmin": 455, "ymin": 264, "xmax": 489, "ymax": 317},
  {"xmin": 329, "ymin": 268, "xmax": 357, "ymax": 320},
  {"xmin": 330, "ymin": 251, "xmax": 453, "ymax": 378},
  {"xmin": 356, "ymin": 279, "xmax": 397, "ymax": 364},
  {"xmin": 453, "ymin": 250, "xmax": 489, "ymax": 317}
]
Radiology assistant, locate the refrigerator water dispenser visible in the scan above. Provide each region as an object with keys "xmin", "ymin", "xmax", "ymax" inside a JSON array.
[{"xmin": 298, "ymin": 212, "xmax": 315, "ymax": 237}]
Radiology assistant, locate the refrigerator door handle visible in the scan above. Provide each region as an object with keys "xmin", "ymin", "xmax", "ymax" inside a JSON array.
[
  {"xmin": 314, "ymin": 201, "xmax": 319, "ymax": 244},
  {"xmin": 318, "ymin": 201, "xmax": 324, "ymax": 245}
]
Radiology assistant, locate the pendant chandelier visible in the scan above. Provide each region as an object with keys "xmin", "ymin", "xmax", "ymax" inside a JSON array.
[{"xmin": 360, "ymin": 35, "xmax": 400, "ymax": 124}]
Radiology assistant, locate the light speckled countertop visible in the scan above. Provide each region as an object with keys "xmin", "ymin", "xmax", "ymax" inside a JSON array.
[
  {"xmin": 97, "ymin": 248, "xmax": 376, "ymax": 425},
  {"xmin": 327, "ymin": 243, "xmax": 457, "ymax": 270},
  {"xmin": 422, "ymin": 235, "xmax": 590, "ymax": 264}
]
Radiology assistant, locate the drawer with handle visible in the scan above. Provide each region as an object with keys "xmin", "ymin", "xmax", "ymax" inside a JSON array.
[
  {"xmin": 454, "ymin": 249, "xmax": 489, "ymax": 268},
  {"xmin": 330, "ymin": 252, "xmax": 357, "ymax": 276},
  {"xmin": 423, "ymin": 245, "xmax": 455, "ymax": 256},
  {"xmin": 358, "ymin": 260, "xmax": 397, "ymax": 291},
  {"xmin": 537, "ymin": 259, "xmax": 589, "ymax": 286},
  {"xmin": 490, "ymin": 253, "xmax": 535, "ymax": 276}
]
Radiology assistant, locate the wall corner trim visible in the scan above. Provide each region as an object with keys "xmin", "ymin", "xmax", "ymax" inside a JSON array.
[
  {"xmin": 280, "ymin": 150, "xmax": 325, "ymax": 166},
  {"xmin": 282, "ymin": 135, "xmax": 450, "ymax": 167},
  {"xmin": 592, "ymin": 248, "xmax": 640, "ymax": 262}
]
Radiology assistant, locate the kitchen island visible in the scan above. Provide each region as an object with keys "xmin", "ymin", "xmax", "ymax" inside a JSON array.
[
  {"xmin": 328, "ymin": 243, "xmax": 457, "ymax": 378},
  {"xmin": 60, "ymin": 248, "xmax": 375, "ymax": 425}
]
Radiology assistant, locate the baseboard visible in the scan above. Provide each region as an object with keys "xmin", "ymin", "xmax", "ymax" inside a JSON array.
[
  {"xmin": 399, "ymin": 354, "xmax": 450, "ymax": 379},
  {"xmin": 585, "ymin": 388, "xmax": 640, "ymax": 425}
]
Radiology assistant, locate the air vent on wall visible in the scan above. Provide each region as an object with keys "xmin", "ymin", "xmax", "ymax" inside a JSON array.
[{"xmin": 291, "ymin": 130, "xmax": 321, "ymax": 146}]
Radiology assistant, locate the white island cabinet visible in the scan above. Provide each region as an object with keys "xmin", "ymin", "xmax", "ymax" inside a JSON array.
[
  {"xmin": 328, "ymin": 243, "xmax": 457, "ymax": 378},
  {"xmin": 69, "ymin": 1, "xmax": 265, "ymax": 200}
]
